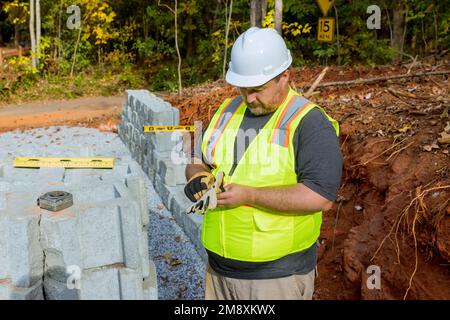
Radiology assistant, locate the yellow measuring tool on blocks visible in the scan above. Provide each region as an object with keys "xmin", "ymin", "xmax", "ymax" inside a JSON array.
[
  {"xmin": 143, "ymin": 125, "xmax": 195, "ymax": 133},
  {"xmin": 13, "ymin": 157, "xmax": 115, "ymax": 169}
]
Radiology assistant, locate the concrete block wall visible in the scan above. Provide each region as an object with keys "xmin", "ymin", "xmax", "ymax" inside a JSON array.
[
  {"xmin": 0, "ymin": 157, "xmax": 157, "ymax": 300},
  {"xmin": 119, "ymin": 90, "xmax": 207, "ymax": 262}
]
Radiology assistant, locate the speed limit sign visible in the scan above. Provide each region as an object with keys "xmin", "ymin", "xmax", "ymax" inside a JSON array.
[{"xmin": 317, "ymin": 17, "xmax": 335, "ymax": 42}]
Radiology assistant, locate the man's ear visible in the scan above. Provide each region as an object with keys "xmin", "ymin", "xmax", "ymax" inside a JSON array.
[{"xmin": 279, "ymin": 69, "xmax": 290, "ymax": 87}]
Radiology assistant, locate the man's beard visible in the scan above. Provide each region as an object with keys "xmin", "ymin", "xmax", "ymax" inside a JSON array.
[{"xmin": 247, "ymin": 103, "xmax": 273, "ymax": 116}]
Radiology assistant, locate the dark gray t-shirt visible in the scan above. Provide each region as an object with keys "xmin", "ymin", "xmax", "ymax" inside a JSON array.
[{"xmin": 195, "ymin": 106, "xmax": 343, "ymax": 279}]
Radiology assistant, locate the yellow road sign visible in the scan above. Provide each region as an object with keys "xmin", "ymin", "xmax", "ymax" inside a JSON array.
[
  {"xmin": 143, "ymin": 125, "xmax": 196, "ymax": 132},
  {"xmin": 316, "ymin": 0, "xmax": 334, "ymax": 16},
  {"xmin": 13, "ymin": 157, "xmax": 115, "ymax": 168},
  {"xmin": 317, "ymin": 17, "xmax": 335, "ymax": 43}
]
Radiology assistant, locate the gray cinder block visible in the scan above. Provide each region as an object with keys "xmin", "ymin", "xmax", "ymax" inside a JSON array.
[{"xmin": 7, "ymin": 211, "xmax": 43, "ymax": 288}]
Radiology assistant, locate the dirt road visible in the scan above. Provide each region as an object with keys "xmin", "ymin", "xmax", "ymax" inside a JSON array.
[{"xmin": 0, "ymin": 96, "xmax": 122, "ymax": 132}]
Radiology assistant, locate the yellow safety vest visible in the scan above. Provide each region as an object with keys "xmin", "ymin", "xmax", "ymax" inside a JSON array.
[{"xmin": 201, "ymin": 87, "xmax": 339, "ymax": 262}]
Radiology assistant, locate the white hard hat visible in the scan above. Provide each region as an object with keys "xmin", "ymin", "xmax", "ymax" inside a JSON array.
[{"xmin": 225, "ymin": 27, "xmax": 292, "ymax": 88}]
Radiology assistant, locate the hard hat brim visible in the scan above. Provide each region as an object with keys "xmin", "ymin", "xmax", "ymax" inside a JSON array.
[
  {"xmin": 225, "ymin": 56, "xmax": 292, "ymax": 88},
  {"xmin": 225, "ymin": 71, "xmax": 275, "ymax": 88}
]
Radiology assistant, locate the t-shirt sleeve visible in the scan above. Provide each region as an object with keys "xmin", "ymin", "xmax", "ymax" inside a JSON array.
[{"xmin": 293, "ymin": 108, "xmax": 343, "ymax": 201}]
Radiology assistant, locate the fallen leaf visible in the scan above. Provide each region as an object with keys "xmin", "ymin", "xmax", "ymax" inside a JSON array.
[
  {"xmin": 398, "ymin": 123, "xmax": 412, "ymax": 133},
  {"xmin": 423, "ymin": 143, "xmax": 440, "ymax": 152},
  {"xmin": 438, "ymin": 132, "xmax": 450, "ymax": 144},
  {"xmin": 444, "ymin": 122, "xmax": 450, "ymax": 133},
  {"xmin": 162, "ymin": 253, "xmax": 173, "ymax": 260},
  {"xmin": 362, "ymin": 116, "xmax": 373, "ymax": 125},
  {"xmin": 170, "ymin": 258, "xmax": 183, "ymax": 266}
]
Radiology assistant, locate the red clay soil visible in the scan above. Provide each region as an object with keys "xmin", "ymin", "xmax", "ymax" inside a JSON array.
[
  {"xmin": 163, "ymin": 63, "xmax": 450, "ymax": 300},
  {"xmin": 1, "ymin": 63, "xmax": 448, "ymax": 299}
]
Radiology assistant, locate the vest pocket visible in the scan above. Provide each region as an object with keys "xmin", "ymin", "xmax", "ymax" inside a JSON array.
[
  {"xmin": 252, "ymin": 212, "xmax": 293, "ymax": 261},
  {"xmin": 253, "ymin": 212, "xmax": 292, "ymax": 231}
]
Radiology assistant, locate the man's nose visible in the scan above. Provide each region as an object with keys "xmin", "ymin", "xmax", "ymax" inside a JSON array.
[{"xmin": 247, "ymin": 92, "xmax": 257, "ymax": 103}]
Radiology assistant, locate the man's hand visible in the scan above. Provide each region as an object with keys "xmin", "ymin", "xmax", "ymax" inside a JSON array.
[
  {"xmin": 184, "ymin": 171, "xmax": 215, "ymax": 202},
  {"xmin": 217, "ymin": 183, "xmax": 254, "ymax": 208}
]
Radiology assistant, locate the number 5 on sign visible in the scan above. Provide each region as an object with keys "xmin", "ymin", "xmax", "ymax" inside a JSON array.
[{"xmin": 317, "ymin": 17, "xmax": 335, "ymax": 43}]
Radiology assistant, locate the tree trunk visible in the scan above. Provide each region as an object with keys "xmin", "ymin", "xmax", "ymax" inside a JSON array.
[
  {"xmin": 174, "ymin": 0, "xmax": 182, "ymax": 96},
  {"xmin": 274, "ymin": 0, "xmax": 283, "ymax": 35},
  {"xmin": 223, "ymin": 0, "xmax": 233, "ymax": 78},
  {"xmin": 36, "ymin": 0, "xmax": 41, "ymax": 68},
  {"xmin": 186, "ymin": 19, "xmax": 193, "ymax": 59},
  {"xmin": 250, "ymin": 0, "xmax": 262, "ymax": 27},
  {"xmin": 57, "ymin": 1, "xmax": 62, "ymax": 63},
  {"xmin": 70, "ymin": 19, "xmax": 83, "ymax": 77},
  {"xmin": 392, "ymin": 1, "xmax": 405, "ymax": 61},
  {"xmin": 14, "ymin": 24, "xmax": 20, "ymax": 47},
  {"xmin": 29, "ymin": 0, "xmax": 36, "ymax": 69},
  {"xmin": 261, "ymin": 0, "xmax": 267, "ymax": 21}
]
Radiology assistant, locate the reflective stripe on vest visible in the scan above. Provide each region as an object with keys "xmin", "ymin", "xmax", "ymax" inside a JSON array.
[
  {"xmin": 204, "ymin": 96, "xmax": 244, "ymax": 164},
  {"xmin": 271, "ymin": 95, "xmax": 314, "ymax": 147}
]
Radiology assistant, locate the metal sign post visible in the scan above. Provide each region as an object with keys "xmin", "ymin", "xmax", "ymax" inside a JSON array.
[{"xmin": 316, "ymin": 0, "xmax": 335, "ymax": 43}]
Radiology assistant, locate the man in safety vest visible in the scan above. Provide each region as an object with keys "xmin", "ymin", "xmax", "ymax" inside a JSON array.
[{"xmin": 184, "ymin": 27, "xmax": 343, "ymax": 300}]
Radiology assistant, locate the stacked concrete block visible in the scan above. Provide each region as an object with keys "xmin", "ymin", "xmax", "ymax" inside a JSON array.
[
  {"xmin": 0, "ymin": 158, "xmax": 158, "ymax": 300},
  {"xmin": 119, "ymin": 90, "xmax": 207, "ymax": 262},
  {"xmin": 119, "ymin": 90, "xmax": 187, "ymax": 187}
]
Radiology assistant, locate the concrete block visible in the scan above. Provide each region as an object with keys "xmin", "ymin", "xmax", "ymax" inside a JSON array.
[
  {"xmin": 43, "ymin": 276, "xmax": 79, "ymax": 300},
  {"xmin": 0, "ymin": 181, "xmax": 11, "ymax": 210},
  {"xmin": 40, "ymin": 202, "xmax": 123, "ymax": 275},
  {"xmin": 63, "ymin": 169, "xmax": 101, "ymax": 185},
  {"xmin": 143, "ymin": 261, "xmax": 158, "ymax": 300},
  {"xmin": 152, "ymin": 173, "xmax": 171, "ymax": 209},
  {"xmin": 118, "ymin": 268, "xmax": 144, "ymax": 300},
  {"xmin": 172, "ymin": 107, "xmax": 180, "ymax": 125},
  {"xmin": 140, "ymin": 227, "xmax": 150, "ymax": 278},
  {"xmin": 38, "ymin": 168, "xmax": 65, "ymax": 183},
  {"xmin": 73, "ymin": 203, "xmax": 124, "ymax": 269},
  {"xmin": 79, "ymin": 267, "xmax": 121, "ymax": 300},
  {"xmin": 152, "ymin": 149, "xmax": 187, "ymax": 186},
  {"xmin": 0, "ymin": 214, "xmax": 8, "ymax": 280},
  {"xmin": 169, "ymin": 189, "xmax": 207, "ymax": 263},
  {"xmin": 0, "ymin": 279, "xmax": 44, "ymax": 300},
  {"xmin": 7, "ymin": 211, "xmax": 43, "ymax": 287},
  {"xmin": 149, "ymin": 108, "xmax": 176, "ymax": 126},
  {"xmin": 148, "ymin": 132, "xmax": 181, "ymax": 153},
  {"xmin": 2, "ymin": 165, "xmax": 39, "ymax": 181},
  {"xmin": 124, "ymin": 174, "xmax": 149, "ymax": 226},
  {"xmin": 117, "ymin": 200, "xmax": 144, "ymax": 272},
  {"xmin": 41, "ymin": 198, "xmax": 147, "ymax": 279}
]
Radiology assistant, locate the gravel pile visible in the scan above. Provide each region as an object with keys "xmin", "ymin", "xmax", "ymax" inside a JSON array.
[{"xmin": 0, "ymin": 126, "xmax": 205, "ymax": 300}]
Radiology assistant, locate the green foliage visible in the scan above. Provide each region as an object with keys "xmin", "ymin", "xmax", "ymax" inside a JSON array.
[
  {"xmin": 2, "ymin": 0, "xmax": 28, "ymax": 25},
  {"xmin": 1, "ymin": 0, "xmax": 449, "ymax": 104}
]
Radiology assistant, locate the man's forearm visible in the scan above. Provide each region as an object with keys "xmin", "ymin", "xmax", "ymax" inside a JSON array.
[{"xmin": 248, "ymin": 183, "xmax": 333, "ymax": 214}]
